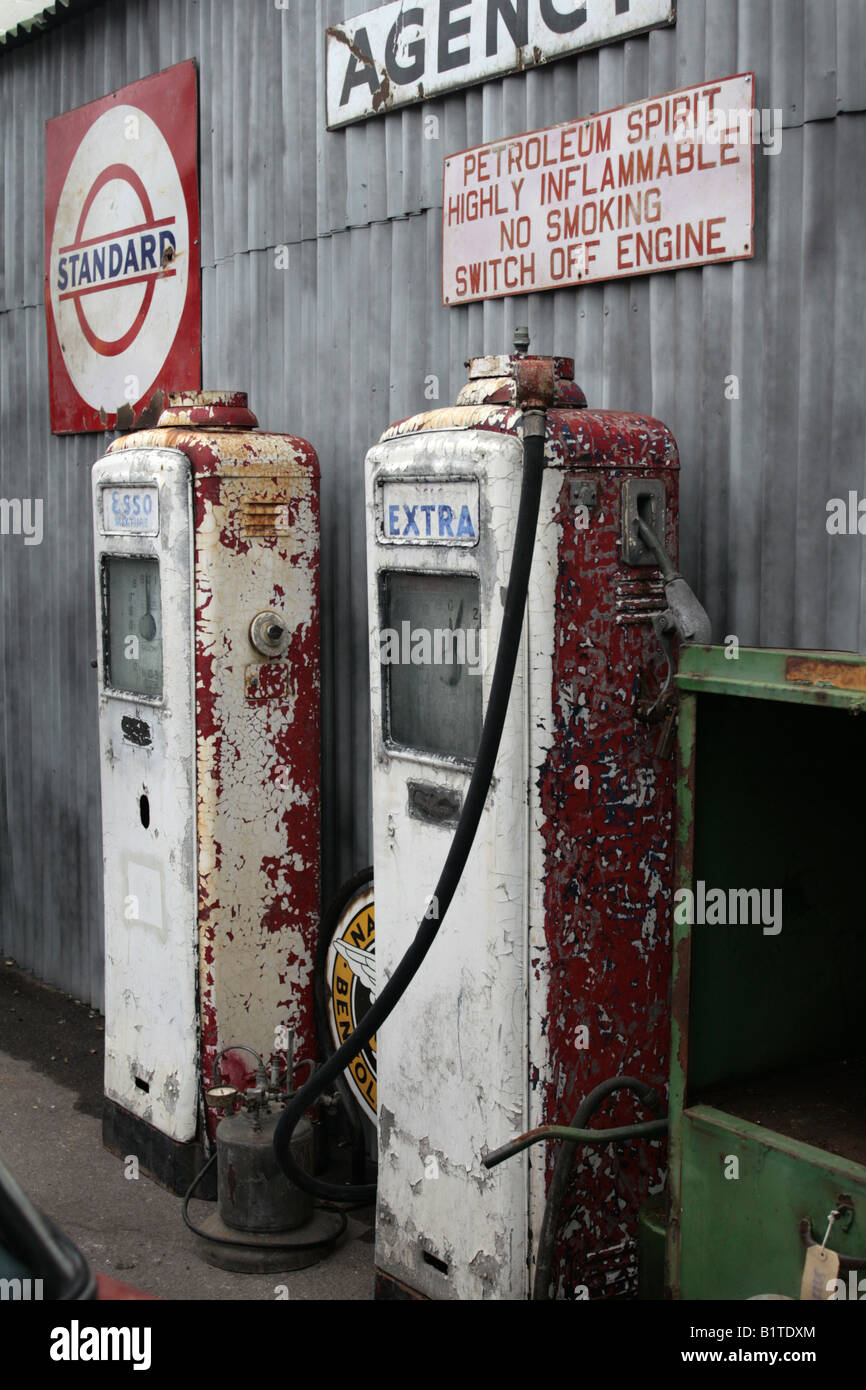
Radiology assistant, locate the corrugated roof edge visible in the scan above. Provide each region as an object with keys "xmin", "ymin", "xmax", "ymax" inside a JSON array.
[{"xmin": 0, "ymin": 0, "xmax": 105, "ymax": 54}]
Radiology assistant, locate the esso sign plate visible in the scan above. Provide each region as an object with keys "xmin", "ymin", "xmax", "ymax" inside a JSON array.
[
  {"xmin": 45, "ymin": 62, "xmax": 201, "ymax": 434},
  {"xmin": 99, "ymin": 485, "xmax": 159, "ymax": 536}
]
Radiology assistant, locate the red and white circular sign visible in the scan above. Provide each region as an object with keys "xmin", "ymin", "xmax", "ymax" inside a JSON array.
[{"xmin": 44, "ymin": 62, "xmax": 200, "ymax": 434}]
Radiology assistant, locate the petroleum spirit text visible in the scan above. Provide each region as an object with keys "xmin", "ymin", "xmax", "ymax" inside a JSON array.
[{"xmin": 443, "ymin": 75, "xmax": 755, "ymax": 304}]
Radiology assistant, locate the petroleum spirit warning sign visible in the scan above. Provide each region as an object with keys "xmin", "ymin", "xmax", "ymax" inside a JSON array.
[
  {"xmin": 443, "ymin": 73, "xmax": 755, "ymax": 305},
  {"xmin": 44, "ymin": 62, "xmax": 201, "ymax": 433}
]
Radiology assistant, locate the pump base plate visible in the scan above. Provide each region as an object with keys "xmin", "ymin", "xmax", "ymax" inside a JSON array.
[
  {"xmin": 103, "ymin": 1099, "xmax": 212, "ymax": 1198},
  {"xmin": 374, "ymin": 1268, "xmax": 428, "ymax": 1300},
  {"xmin": 193, "ymin": 1208, "xmax": 345, "ymax": 1273}
]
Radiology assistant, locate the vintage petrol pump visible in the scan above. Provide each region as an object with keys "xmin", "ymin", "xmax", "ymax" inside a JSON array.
[
  {"xmin": 363, "ymin": 343, "xmax": 699, "ymax": 1300},
  {"xmin": 92, "ymin": 391, "xmax": 320, "ymax": 1192}
]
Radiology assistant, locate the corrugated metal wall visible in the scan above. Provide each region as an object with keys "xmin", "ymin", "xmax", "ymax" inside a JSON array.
[{"xmin": 1, "ymin": 0, "xmax": 865, "ymax": 1006}]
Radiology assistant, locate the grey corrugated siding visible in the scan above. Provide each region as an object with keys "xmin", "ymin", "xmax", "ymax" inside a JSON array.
[{"xmin": 1, "ymin": 0, "xmax": 864, "ymax": 1006}]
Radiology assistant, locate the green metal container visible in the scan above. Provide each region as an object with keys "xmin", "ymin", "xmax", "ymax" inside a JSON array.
[{"xmin": 667, "ymin": 646, "xmax": 866, "ymax": 1300}]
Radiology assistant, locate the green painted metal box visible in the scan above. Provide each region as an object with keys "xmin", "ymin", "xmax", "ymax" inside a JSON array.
[{"xmin": 667, "ymin": 646, "xmax": 866, "ymax": 1300}]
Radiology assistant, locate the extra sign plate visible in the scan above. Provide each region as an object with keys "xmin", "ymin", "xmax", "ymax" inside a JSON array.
[
  {"xmin": 443, "ymin": 73, "xmax": 755, "ymax": 305},
  {"xmin": 379, "ymin": 479, "xmax": 480, "ymax": 545},
  {"xmin": 45, "ymin": 62, "xmax": 201, "ymax": 434}
]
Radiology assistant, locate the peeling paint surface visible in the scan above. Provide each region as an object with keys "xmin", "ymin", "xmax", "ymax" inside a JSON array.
[
  {"xmin": 369, "ymin": 389, "xmax": 678, "ymax": 1299},
  {"xmin": 369, "ymin": 428, "xmax": 530, "ymax": 1300},
  {"xmin": 537, "ymin": 438, "xmax": 678, "ymax": 1300},
  {"xmin": 93, "ymin": 447, "xmax": 199, "ymax": 1141},
  {"xmin": 108, "ymin": 423, "xmax": 320, "ymax": 1133}
]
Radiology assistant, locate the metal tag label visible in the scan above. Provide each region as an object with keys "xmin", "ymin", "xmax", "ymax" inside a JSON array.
[{"xmin": 800, "ymin": 1244, "xmax": 840, "ymax": 1301}]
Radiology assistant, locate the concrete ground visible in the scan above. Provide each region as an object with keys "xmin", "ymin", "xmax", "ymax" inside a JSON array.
[{"xmin": 0, "ymin": 960, "xmax": 374, "ymax": 1301}]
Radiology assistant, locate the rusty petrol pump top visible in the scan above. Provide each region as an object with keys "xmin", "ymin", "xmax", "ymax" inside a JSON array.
[
  {"xmin": 366, "ymin": 346, "xmax": 681, "ymax": 1300},
  {"xmin": 95, "ymin": 390, "xmax": 320, "ymax": 1189}
]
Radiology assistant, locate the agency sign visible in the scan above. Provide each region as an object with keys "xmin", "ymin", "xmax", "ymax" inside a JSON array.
[
  {"xmin": 443, "ymin": 73, "xmax": 755, "ymax": 304},
  {"xmin": 45, "ymin": 62, "xmax": 200, "ymax": 434},
  {"xmin": 327, "ymin": 0, "xmax": 675, "ymax": 128}
]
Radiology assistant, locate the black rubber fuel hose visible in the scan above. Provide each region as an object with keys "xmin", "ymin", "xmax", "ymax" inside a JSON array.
[{"xmin": 274, "ymin": 408, "xmax": 549, "ymax": 1202}]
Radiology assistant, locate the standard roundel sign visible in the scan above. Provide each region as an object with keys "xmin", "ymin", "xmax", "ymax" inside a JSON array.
[{"xmin": 44, "ymin": 62, "xmax": 200, "ymax": 434}]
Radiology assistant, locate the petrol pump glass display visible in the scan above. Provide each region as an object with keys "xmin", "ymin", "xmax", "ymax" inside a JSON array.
[
  {"xmin": 381, "ymin": 571, "xmax": 482, "ymax": 763},
  {"xmin": 102, "ymin": 556, "xmax": 163, "ymax": 700}
]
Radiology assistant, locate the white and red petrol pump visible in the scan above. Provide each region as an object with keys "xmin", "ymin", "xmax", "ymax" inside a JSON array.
[
  {"xmin": 361, "ymin": 343, "xmax": 706, "ymax": 1301},
  {"xmin": 92, "ymin": 391, "xmax": 320, "ymax": 1193}
]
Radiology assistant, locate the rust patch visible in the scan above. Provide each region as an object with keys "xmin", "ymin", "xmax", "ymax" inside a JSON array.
[
  {"xmin": 137, "ymin": 389, "xmax": 166, "ymax": 429},
  {"xmin": 514, "ymin": 357, "xmax": 555, "ymax": 410},
  {"xmin": 785, "ymin": 656, "xmax": 866, "ymax": 692},
  {"xmin": 326, "ymin": 23, "xmax": 405, "ymax": 117},
  {"xmin": 372, "ymin": 72, "xmax": 393, "ymax": 113},
  {"xmin": 326, "ymin": 24, "xmax": 376, "ymax": 69}
]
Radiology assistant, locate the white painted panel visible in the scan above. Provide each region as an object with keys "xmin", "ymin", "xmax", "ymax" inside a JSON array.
[
  {"xmin": 368, "ymin": 425, "xmax": 562, "ymax": 1299},
  {"xmin": 92, "ymin": 448, "xmax": 198, "ymax": 1142}
]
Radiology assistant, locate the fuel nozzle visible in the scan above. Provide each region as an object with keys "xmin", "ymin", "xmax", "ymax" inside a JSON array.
[
  {"xmin": 630, "ymin": 510, "xmax": 711, "ymax": 755},
  {"xmin": 633, "ymin": 515, "xmax": 712, "ymax": 647}
]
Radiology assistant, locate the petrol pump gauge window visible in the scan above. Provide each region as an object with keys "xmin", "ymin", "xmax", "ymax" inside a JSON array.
[
  {"xmin": 382, "ymin": 572, "xmax": 482, "ymax": 763},
  {"xmin": 103, "ymin": 556, "xmax": 163, "ymax": 700}
]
